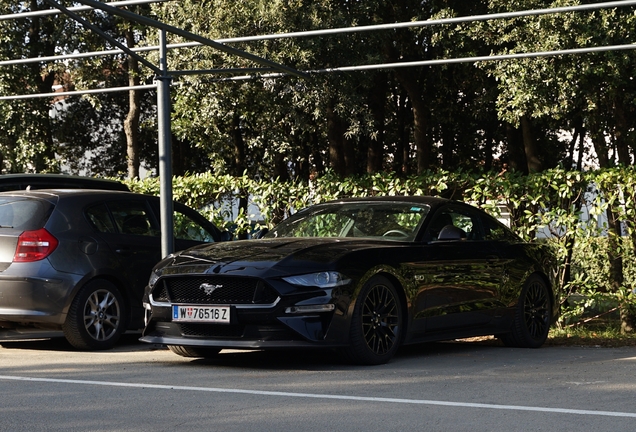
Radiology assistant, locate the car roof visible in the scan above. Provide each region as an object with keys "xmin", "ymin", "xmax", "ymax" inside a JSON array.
[
  {"xmin": 0, "ymin": 174, "xmax": 129, "ymax": 192},
  {"xmin": 322, "ymin": 195, "xmax": 451, "ymax": 206},
  {"xmin": 0, "ymin": 189, "xmax": 145, "ymax": 200}
]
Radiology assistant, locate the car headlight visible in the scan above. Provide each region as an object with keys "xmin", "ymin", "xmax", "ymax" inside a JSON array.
[
  {"xmin": 282, "ymin": 272, "xmax": 351, "ymax": 288},
  {"xmin": 148, "ymin": 253, "xmax": 176, "ymax": 289},
  {"xmin": 148, "ymin": 268, "xmax": 161, "ymax": 289}
]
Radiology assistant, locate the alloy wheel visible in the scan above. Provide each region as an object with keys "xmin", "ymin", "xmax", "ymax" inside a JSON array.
[
  {"xmin": 523, "ymin": 280, "xmax": 550, "ymax": 341},
  {"xmin": 361, "ymin": 284, "xmax": 400, "ymax": 355},
  {"xmin": 83, "ymin": 289, "xmax": 121, "ymax": 342}
]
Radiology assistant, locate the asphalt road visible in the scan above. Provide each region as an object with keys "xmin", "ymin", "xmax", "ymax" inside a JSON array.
[{"xmin": 1, "ymin": 335, "xmax": 635, "ymax": 431}]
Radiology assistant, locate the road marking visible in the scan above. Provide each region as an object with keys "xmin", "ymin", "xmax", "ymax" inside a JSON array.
[
  {"xmin": 565, "ymin": 381, "xmax": 607, "ymax": 386},
  {"xmin": 1, "ymin": 374, "xmax": 635, "ymax": 418}
]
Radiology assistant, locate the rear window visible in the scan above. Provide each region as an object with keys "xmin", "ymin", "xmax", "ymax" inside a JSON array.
[{"xmin": 0, "ymin": 197, "xmax": 53, "ymax": 230}]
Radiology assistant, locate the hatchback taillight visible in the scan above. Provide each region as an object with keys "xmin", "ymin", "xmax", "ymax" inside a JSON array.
[{"xmin": 14, "ymin": 228, "xmax": 59, "ymax": 262}]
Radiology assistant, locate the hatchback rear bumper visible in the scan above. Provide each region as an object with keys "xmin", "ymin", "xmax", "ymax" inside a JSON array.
[{"xmin": 0, "ymin": 263, "xmax": 78, "ymax": 326}]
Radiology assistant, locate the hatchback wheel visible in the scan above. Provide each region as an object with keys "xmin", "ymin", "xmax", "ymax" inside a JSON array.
[
  {"xmin": 342, "ymin": 275, "xmax": 403, "ymax": 365},
  {"xmin": 500, "ymin": 274, "xmax": 551, "ymax": 348},
  {"xmin": 63, "ymin": 280, "xmax": 126, "ymax": 350}
]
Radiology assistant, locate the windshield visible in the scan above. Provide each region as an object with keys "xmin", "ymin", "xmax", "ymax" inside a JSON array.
[
  {"xmin": 265, "ymin": 202, "xmax": 430, "ymax": 241},
  {"xmin": 0, "ymin": 197, "xmax": 53, "ymax": 230}
]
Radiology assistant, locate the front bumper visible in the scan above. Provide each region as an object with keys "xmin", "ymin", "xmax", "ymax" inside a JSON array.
[{"xmin": 141, "ymin": 289, "xmax": 352, "ymax": 349}]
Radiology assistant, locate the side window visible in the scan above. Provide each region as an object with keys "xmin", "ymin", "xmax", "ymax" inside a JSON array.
[
  {"xmin": 107, "ymin": 200, "xmax": 159, "ymax": 237},
  {"xmin": 426, "ymin": 207, "xmax": 481, "ymax": 241},
  {"xmin": 174, "ymin": 209, "xmax": 216, "ymax": 242},
  {"xmin": 451, "ymin": 213, "xmax": 475, "ymax": 237},
  {"xmin": 85, "ymin": 203, "xmax": 116, "ymax": 233},
  {"xmin": 483, "ymin": 216, "xmax": 519, "ymax": 242}
]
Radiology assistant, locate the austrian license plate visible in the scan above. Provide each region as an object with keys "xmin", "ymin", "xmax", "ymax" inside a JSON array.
[{"xmin": 172, "ymin": 305, "xmax": 230, "ymax": 324}]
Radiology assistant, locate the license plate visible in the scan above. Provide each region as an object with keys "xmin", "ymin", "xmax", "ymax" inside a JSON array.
[{"xmin": 172, "ymin": 305, "xmax": 230, "ymax": 324}]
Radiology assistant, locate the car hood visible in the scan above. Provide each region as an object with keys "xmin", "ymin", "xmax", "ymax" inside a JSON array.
[{"xmin": 163, "ymin": 237, "xmax": 402, "ymax": 275}]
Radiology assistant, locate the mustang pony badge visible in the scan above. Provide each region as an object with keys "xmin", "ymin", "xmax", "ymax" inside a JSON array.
[{"xmin": 200, "ymin": 283, "xmax": 223, "ymax": 295}]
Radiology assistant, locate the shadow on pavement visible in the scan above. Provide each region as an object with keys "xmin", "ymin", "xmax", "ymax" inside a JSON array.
[
  {"xmin": 0, "ymin": 332, "xmax": 154, "ymax": 353},
  {"xmin": 0, "ymin": 333, "xmax": 507, "ymax": 367},
  {"xmin": 179, "ymin": 339, "xmax": 507, "ymax": 370}
]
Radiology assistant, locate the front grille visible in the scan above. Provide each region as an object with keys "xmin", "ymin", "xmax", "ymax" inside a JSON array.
[
  {"xmin": 159, "ymin": 276, "xmax": 278, "ymax": 305},
  {"xmin": 178, "ymin": 323, "xmax": 300, "ymax": 341},
  {"xmin": 179, "ymin": 323, "xmax": 245, "ymax": 338},
  {"xmin": 153, "ymin": 284, "xmax": 169, "ymax": 302}
]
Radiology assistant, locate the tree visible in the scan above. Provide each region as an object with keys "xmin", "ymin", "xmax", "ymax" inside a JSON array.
[
  {"xmin": 477, "ymin": 0, "xmax": 636, "ymax": 331},
  {"xmin": 0, "ymin": 1, "xmax": 61, "ymax": 172},
  {"xmin": 56, "ymin": 2, "xmax": 158, "ymax": 178},
  {"xmin": 0, "ymin": 2, "xmax": 161, "ymax": 178}
]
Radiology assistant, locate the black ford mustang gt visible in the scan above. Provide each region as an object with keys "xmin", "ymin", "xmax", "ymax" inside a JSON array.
[{"xmin": 141, "ymin": 196, "xmax": 558, "ymax": 365}]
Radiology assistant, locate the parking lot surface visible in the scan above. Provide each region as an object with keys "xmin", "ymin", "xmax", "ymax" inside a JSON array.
[{"xmin": 1, "ymin": 336, "xmax": 636, "ymax": 431}]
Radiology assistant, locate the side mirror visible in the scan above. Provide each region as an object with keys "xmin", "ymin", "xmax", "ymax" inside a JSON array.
[
  {"xmin": 219, "ymin": 231, "xmax": 233, "ymax": 242},
  {"xmin": 253, "ymin": 228, "xmax": 269, "ymax": 239},
  {"xmin": 436, "ymin": 225, "xmax": 466, "ymax": 241}
]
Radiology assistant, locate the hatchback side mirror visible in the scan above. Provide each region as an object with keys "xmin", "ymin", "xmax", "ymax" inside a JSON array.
[{"xmin": 219, "ymin": 231, "xmax": 233, "ymax": 242}]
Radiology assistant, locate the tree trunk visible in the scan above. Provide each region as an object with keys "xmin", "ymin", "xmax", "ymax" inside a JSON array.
[
  {"xmin": 326, "ymin": 101, "xmax": 346, "ymax": 177},
  {"xmin": 614, "ymin": 97, "xmax": 632, "ymax": 165},
  {"xmin": 393, "ymin": 91, "xmax": 410, "ymax": 175},
  {"xmin": 231, "ymin": 114, "xmax": 246, "ymax": 175},
  {"xmin": 590, "ymin": 125, "xmax": 610, "ymax": 168},
  {"xmin": 483, "ymin": 125, "xmax": 494, "ymax": 171},
  {"xmin": 605, "ymin": 206, "xmax": 624, "ymax": 291},
  {"xmin": 521, "ymin": 115, "xmax": 543, "ymax": 173},
  {"xmin": 272, "ymin": 146, "xmax": 290, "ymax": 182},
  {"xmin": 505, "ymin": 122, "xmax": 528, "ymax": 174},
  {"xmin": 606, "ymin": 204, "xmax": 634, "ymax": 334},
  {"xmin": 441, "ymin": 124, "xmax": 454, "ymax": 169},
  {"xmin": 393, "ymin": 69, "xmax": 430, "ymax": 173},
  {"xmin": 565, "ymin": 117, "xmax": 583, "ymax": 170},
  {"xmin": 310, "ymin": 132, "xmax": 325, "ymax": 178},
  {"xmin": 124, "ymin": 28, "xmax": 141, "ymax": 179},
  {"xmin": 367, "ymin": 73, "xmax": 386, "ymax": 173},
  {"xmin": 576, "ymin": 126, "xmax": 586, "ymax": 170}
]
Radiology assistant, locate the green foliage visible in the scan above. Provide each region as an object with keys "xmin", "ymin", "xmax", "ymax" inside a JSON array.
[{"xmin": 2, "ymin": 1, "xmax": 634, "ymax": 179}]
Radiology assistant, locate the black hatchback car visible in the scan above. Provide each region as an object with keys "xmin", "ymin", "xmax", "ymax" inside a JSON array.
[{"xmin": 0, "ymin": 189, "xmax": 228, "ymax": 349}]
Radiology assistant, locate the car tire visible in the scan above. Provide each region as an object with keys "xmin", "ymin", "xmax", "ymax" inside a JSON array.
[
  {"xmin": 63, "ymin": 280, "xmax": 126, "ymax": 350},
  {"xmin": 500, "ymin": 274, "xmax": 551, "ymax": 348},
  {"xmin": 168, "ymin": 345, "xmax": 222, "ymax": 358},
  {"xmin": 342, "ymin": 275, "xmax": 403, "ymax": 365}
]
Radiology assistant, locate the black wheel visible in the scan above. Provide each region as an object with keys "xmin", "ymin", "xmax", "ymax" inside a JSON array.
[
  {"xmin": 168, "ymin": 345, "xmax": 222, "ymax": 358},
  {"xmin": 342, "ymin": 275, "xmax": 403, "ymax": 365},
  {"xmin": 500, "ymin": 274, "xmax": 551, "ymax": 348},
  {"xmin": 63, "ymin": 280, "xmax": 126, "ymax": 350}
]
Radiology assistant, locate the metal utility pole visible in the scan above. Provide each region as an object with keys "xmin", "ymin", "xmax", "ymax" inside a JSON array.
[{"xmin": 156, "ymin": 30, "xmax": 174, "ymax": 257}]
